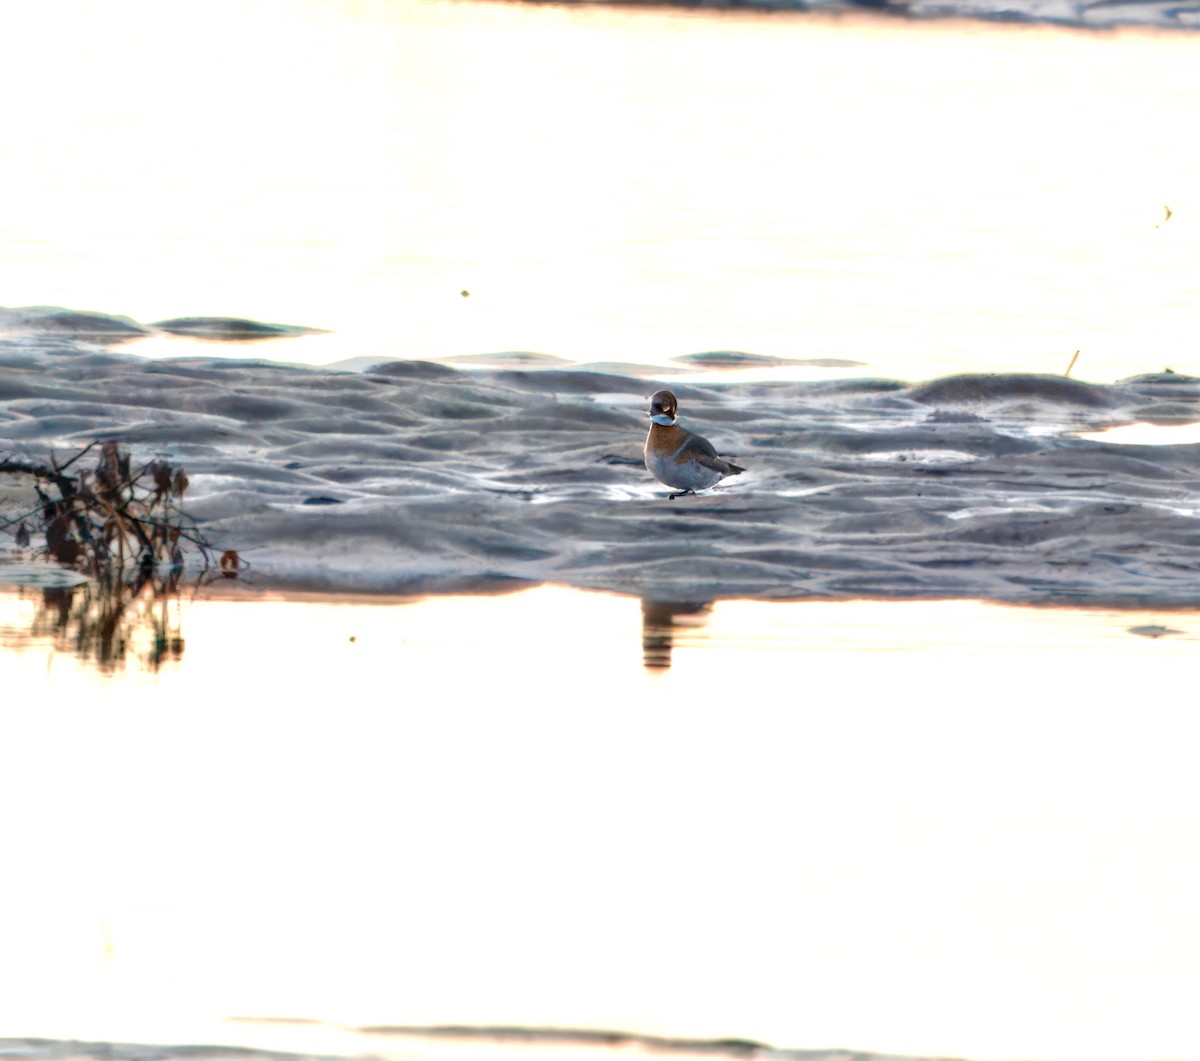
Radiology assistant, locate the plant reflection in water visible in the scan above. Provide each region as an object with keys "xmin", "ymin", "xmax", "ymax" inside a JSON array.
[{"xmin": 29, "ymin": 578, "xmax": 186, "ymax": 672}]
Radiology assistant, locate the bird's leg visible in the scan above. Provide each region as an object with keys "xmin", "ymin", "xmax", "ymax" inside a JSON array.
[{"xmin": 667, "ymin": 489, "xmax": 696, "ymax": 500}]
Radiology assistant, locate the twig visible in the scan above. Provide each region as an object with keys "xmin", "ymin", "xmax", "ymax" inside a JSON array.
[{"xmin": 2, "ymin": 442, "xmax": 227, "ymax": 584}]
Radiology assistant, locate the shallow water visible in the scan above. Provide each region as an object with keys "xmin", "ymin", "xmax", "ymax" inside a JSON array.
[
  {"xmin": 3, "ymin": 0, "xmax": 1200, "ymax": 383},
  {"xmin": 3, "ymin": 585, "xmax": 1200, "ymax": 1061}
]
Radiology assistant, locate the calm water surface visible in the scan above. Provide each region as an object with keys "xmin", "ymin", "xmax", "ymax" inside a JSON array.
[
  {"xmin": 3, "ymin": 585, "xmax": 1200, "ymax": 1061},
  {"xmin": 1, "ymin": 0, "xmax": 1198, "ymax": 382}
]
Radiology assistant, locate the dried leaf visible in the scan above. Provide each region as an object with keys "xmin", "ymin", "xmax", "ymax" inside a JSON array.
[
  {"xmin": 219, "ymin": 549, "xmax": 240, "ymax": 579},
  {"xmin": 150, "ymin": 460, "xmax": 172, "ymax": 501},
  {"xmin": 45, "ymin": 514, "xmax": 80, "ymax": 565},
  {"xmin": 96, "ymin": 441, "xmax": 123, "ymax": 494}
]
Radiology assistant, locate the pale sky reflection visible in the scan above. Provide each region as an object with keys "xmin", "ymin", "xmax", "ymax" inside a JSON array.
[
  {"xmin": 2, "ymin": 1, "xmax": 1198, "ymax": 381},
  {"xmin": 2, "ymin": 585, "xmax": 1200, "ymax": 1061},
  {"xmin": 1080, "ymin": 421, "xmax": 1200, "ymax": 446}
]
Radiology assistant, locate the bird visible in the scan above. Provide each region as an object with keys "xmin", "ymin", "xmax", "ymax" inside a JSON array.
[{"xmin": 643, "ymin": 389, "xmax": 745, "ymax": 500}]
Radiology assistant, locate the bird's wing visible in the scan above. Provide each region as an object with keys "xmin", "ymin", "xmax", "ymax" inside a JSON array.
[
  {"xmin": 695, "ymin": 453, "xmax": 743, "ymax": 475},
  {"xmin": 675, "ymin": 431, "xmax": 720, "ymax": 463}
]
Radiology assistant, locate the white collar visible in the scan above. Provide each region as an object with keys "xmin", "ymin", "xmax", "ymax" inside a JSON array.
[{"xmin": 650, "ymin": 414, "xmax": 676, "ymax": 427}]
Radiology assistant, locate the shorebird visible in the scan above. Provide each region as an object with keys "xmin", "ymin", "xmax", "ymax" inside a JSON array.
[{"xmin": 643, "ymin": 389, "xmax": 745, "ymax": 500}]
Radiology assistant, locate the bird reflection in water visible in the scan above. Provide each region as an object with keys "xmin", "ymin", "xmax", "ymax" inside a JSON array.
[
  {"xmin": 641, "ymin": 598, "xmax": 713, "ymax": 670},
  {"xmin": 29, "ymin": 580, "xmax": 185, "ymax": 672}
]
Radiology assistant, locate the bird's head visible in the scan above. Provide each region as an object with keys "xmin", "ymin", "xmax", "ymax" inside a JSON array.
[{"xmin": 648, "ymin": 390, "xmax": 678, "ymax": 425}]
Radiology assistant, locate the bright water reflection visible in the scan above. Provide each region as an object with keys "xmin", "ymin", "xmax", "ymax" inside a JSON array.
[
  {"xmin": 1, "ymin": 0, "xmax": 1198, "ymax": 383},
  {"xmin": 2, "ymin": 586, "xmax": 1200, "ymax": 1061}
]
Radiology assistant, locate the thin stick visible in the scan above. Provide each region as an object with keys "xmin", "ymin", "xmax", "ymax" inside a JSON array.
[
  {"xmin": 1065, "ymin": 349, "xmax": 1080, "ymax": 378},
  {"xmin": 56, "ymin": 441, "xmax": 101, "ymax": 473}
]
